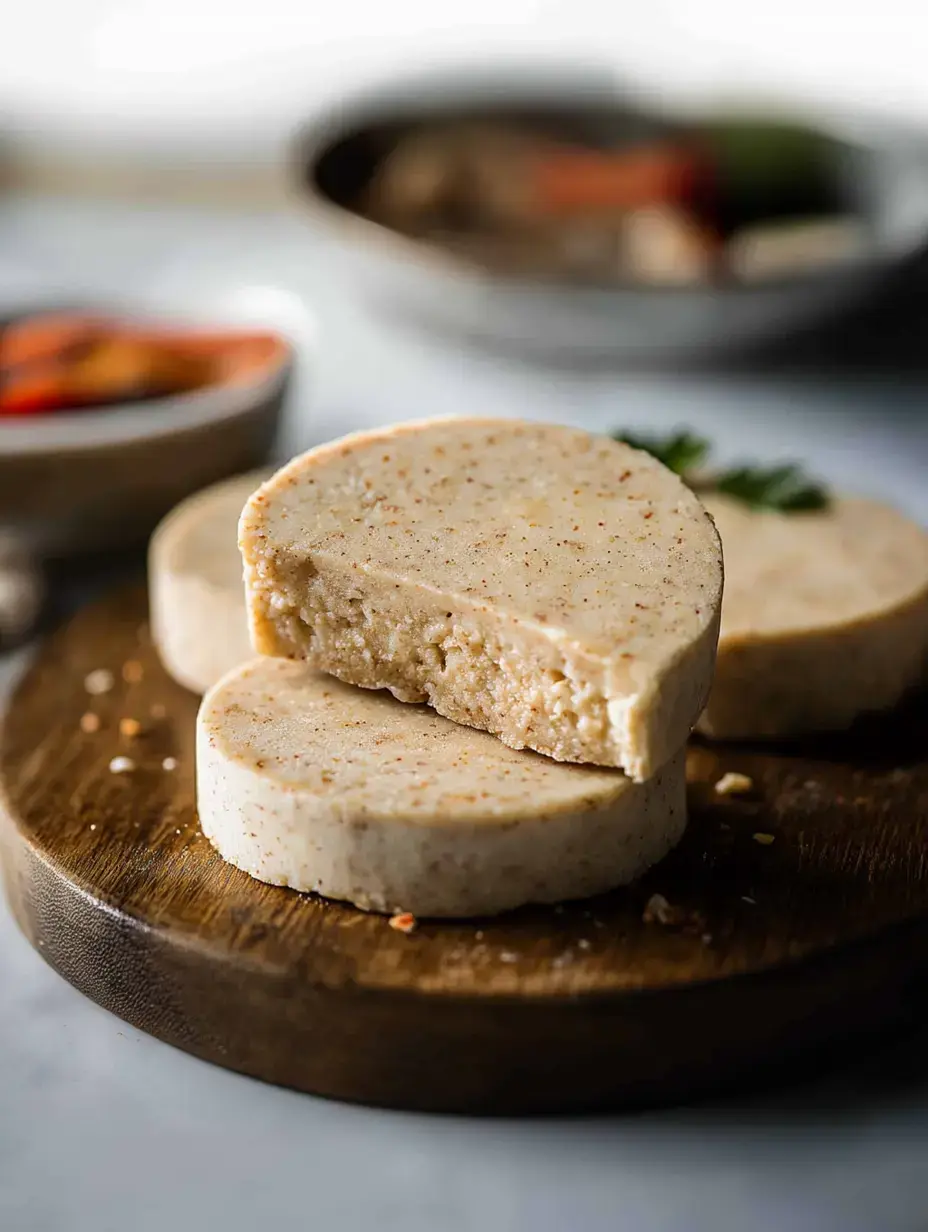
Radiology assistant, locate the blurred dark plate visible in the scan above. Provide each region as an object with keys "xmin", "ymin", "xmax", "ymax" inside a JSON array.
[{"xmin": 293, "ymin": 66, "xmax": 928, "ymax": 364}]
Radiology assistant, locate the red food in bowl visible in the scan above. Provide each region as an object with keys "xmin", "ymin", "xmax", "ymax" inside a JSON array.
[{"xmin": 0, "ymin": 313, "xmax": 287, "ymax": 416}]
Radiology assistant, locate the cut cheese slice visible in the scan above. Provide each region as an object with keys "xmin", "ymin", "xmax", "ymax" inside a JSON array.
[
  {"xmin": 699, "ymin": 494, "xmax": 928, "ymax": 739},
  {"xmin": 240, "ymin": 417, "xmax": 722, "ymax": 779},
  {"xmin": 196, "ymin": 657, "xmax": 687, "ymax": 917},
  {"xmin": 149, "ymin": 470, "xmax": 270, "ymax": 693}
]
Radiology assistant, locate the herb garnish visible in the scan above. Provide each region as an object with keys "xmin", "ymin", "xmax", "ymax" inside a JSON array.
[
  {"xmin": 613, "ymin": 429, "xmax": 829, "ymax": 512},
  {"xmin": 616, "ymin": 430, "xmax": 710, "ymax": 479}
]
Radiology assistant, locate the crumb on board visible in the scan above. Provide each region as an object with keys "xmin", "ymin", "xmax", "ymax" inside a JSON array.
[
  {"xmin": 121, "ymin": 660, "xmax": 144, "ymax": 684},
  {"xmin": 79, "ymin": 712, "xmax": 100, "ymax": 734},
  {"xmin": 578, "ymin": 939, "xmax": 591, "ymax": 951},
  {"xmin": 162, "ymin": 756, "xmax": 178, "ymax": 771},
  {"xmin": 89, "ymin": 824, "xmax": 96, "ymax": 831},
  {"xmin": 643, "ymin": 893, "xmax": 680, "ymax": 926},
  {"xmin": 474, "ymin": 930, "xmax": 484, "ymax": 941},
  {"xmin": 150, "ymin": 703, "xmax": 167, "ymax": 720},
  {"xmin": 741, "ymin": 895, "xmax": 757, "ymax": 904},
  {"xmin": 389, "ymin": 912, "xmax": 417, "ymax": 935},
  {"xmin": 643, "ymin": 893, "xmax": 707, "ymax": 932},
  {"xmin": 753, "ymin": 832, "xmax": 775, "ymax": 846},
  {"xmin": 715, "ymin": 771, "xmax": 754, "ymax": 796},
  {"xmin": 701, "ymin": 933, "xmax": 713, "ymax": 945},
  {"xmin": 84, "ymin": 669, "xmax": 114, "ymax": 696},
  {"xmin": 108, "ymin": 756, "xmax": 135, "ymax": 775},
  {"xmin": 499, "ymin": 951, "xmax": 518, "ymax": 964},
  {"xmin": 119, "ymin": 718, "xmax": 142, "ymax": 739}
]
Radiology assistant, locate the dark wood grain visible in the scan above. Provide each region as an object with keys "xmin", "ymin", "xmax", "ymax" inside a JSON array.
[{"xmin": 2, "ymin": 585, "xmax": 928, "ymax": 1112}]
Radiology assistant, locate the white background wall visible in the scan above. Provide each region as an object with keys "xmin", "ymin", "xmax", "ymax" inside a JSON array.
[{"xmin": 4, "ymin": 1, "xmax": 928, "ymax": 161}]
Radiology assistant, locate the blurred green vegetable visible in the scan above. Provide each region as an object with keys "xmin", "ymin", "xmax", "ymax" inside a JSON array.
[{"xmin": 613, "ymin": 427, "xmax": 830, "ymax": 512}]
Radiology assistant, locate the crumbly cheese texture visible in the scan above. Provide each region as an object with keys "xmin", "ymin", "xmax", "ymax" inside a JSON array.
[
  {"xmin": 699, "ymin": 494, "xmax": 928, "ymax": 739},
  {"xmin": 149, "ymin": 470, "xmax": 271, "ymax": 693},
  {"xmin": 240, "ymin": 418, "xmax": 722, "ymax": 779},
  {"xmin": 196, "ymin": 657, "xmax": 687, "ymax": 917}
]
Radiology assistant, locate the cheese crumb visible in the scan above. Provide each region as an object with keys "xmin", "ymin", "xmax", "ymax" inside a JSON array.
[
  {"xmin": 84, "ymin": 669, "xmax": 114, "ymax": 696},
  {"xmin": 389, "ymin": 912, "xmax": 417, "ymax": 934},
  {"xmin": 753, "ymin": 832, "xmax": 775, "ymax": 846},
  {"xmin": 109, "ymin": 756, "xmax": 135, "ymax": 775},
  {"xmin": 80, "ymin": 712, "xmax": 100, "ymax": 734},
  {"xmin": 643, "ymin": 893, "xmax": 678, "ymax": 925},
  {"xmin": 119, "ymin": 718, "xmax": 142, "ymax": 739},
  {"xmin": 715, "ymin": 771, "xmax": 754, "ymax": 796}
]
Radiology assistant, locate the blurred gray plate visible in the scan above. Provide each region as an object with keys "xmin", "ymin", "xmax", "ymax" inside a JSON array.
[{"xmin": 293, "ymin": 66, "xmax": 928, "ymax": 364}]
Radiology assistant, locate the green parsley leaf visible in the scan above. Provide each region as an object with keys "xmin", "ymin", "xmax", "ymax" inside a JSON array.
[
  {"xmin": 715, "ymin": 463, "xmax": 829, "ymax": 512},
  {"xmin": 613, "ymin": 429, "xmax": 829, "ymax": 513},
  {"xmin": 613, "ymin": 430, "xmax": 711, "ymax": 479}
]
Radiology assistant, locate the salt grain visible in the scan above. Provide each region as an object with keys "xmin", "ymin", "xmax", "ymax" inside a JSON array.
[
  {"xmin": 162, "ymin": 757, "xmax": 177, "ymax": 771},
  {"xmin": 84, "ymin": 669, "xmax": 114, "ymax": 696}
]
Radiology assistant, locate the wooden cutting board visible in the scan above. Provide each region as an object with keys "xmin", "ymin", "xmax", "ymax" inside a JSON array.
[{"xmin": 2, "ymin": 586, "xmax": 927, "ymax": 1113}]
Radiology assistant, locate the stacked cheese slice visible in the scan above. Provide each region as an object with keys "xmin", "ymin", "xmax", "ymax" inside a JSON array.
[{"xmin": 153, "ymin": 417, "xmax": 724, "ymax": 917}]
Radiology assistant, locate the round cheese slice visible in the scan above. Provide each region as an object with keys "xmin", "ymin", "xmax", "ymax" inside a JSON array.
[
  {"xmin": 150, "ymin": 470, "xmax": 271, "ymax": 693},
  {"xmin": 196, "ymin": 657, "xmax": 687, "ymax": 917},
  {"xmin": 239, "ymin": 417, "xmax": 722, "ymax": 780},
  {"xmin": 698, "ymin": 494, "xmax": 928, "ymax": 739}
]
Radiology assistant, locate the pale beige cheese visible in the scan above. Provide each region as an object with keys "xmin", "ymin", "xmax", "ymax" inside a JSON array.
[
  {"xmin": 196, "ymin": 657, "xmax": 687, "ymax": 917},
  {"xmin": 240, "ymin": 417, "xmax": 722, "ymax": 780},
  {"xmin": 149, "ymin": 470, "xmax": 271, "ymax": 693},
  {"xmin": 699, "ymin": 494, "xmax": 928, "ymax": 739}
]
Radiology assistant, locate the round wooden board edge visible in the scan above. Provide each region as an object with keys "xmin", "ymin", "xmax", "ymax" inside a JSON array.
[{"xmin": 4, "ymin": 806, "xmax": 928, "ymax": 1115}]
